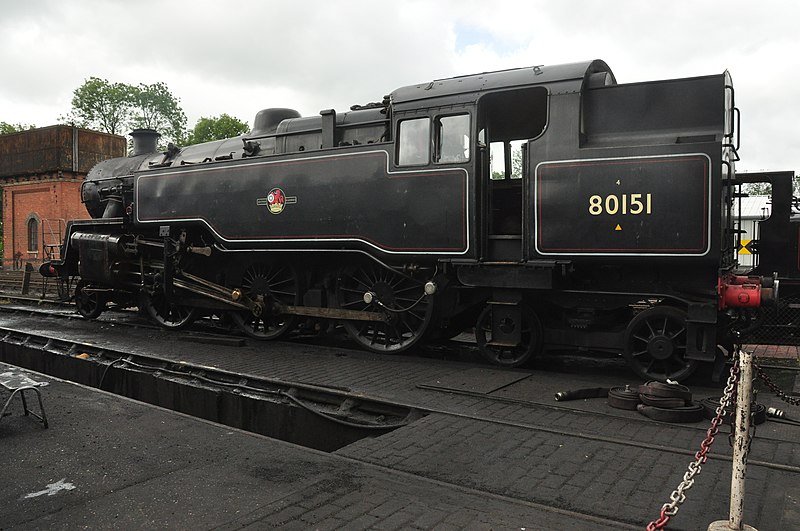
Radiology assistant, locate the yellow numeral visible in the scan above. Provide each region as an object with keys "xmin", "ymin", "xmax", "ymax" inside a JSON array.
[
  {"xmin": 588, "ymin": 193, "xmax": 652, "ymax": 216},
  {"xmin": 589, "ymin": 195, "xmax": 603, "ymax": 215}
]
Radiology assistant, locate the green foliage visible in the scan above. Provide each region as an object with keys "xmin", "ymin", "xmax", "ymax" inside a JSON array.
[
  {"xmin": 489, "ymin": 143, "xmax": 523, "ymax": 180},
  {"xmin": 184, "ymin": 114, "xmax": 250, "ymax": 146},
  {"xmin": 743, "ymin": 174, "xmax": 800, "ymax": 198},
  {"xmin": 511, "ymin": 145, "xmax": 522, "ymax": 179},
  {"xmin": 128, "ymin": 82, "xmax": 187, "ymax": 146},
  {"xmin": 62, "ymin": 77, "xmax": 133, "ymax": 135},
  {"xmin": 0, "ymin": 122, "xmax": 35, "ymax": 135},
  {"xmin": 62, "ymin": 77, "xmax": 187, "ymax": 147},
  {"xmin": 742, "ymin": 182, "xmax": 771, "ymax": 196}
]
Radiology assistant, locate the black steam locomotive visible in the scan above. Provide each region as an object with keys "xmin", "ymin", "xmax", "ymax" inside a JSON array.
[{"xmin": 42, "ymin": 59, "xmax": 776, "ymax": 381}]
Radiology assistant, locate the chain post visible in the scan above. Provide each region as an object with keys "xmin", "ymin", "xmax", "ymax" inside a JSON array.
[
  {"xmin": 708, "ymin": 348, "xmax": 758, "ymax": 531},
  {"xmin": 647, "ymin": 354, "xmax": 740, "ymax": 531}
]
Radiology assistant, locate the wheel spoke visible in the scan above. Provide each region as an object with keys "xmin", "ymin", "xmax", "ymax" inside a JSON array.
[
  {"xmin": 669, "ymin": 327, "xmax": 687, "ymax": 340},
  {"xmin": 407, "ymin": 309, "xmax": 425, "ymax": 322},
  {"xmin": 351, "ymin": 276, "xmax": 372, "ymax": 291},
  {"xmin": 393, "ymin": 284, "xmax": 419, "ymax": 294},
  {"xmin": 340, "ymin": 287, "xmax": 367, "ymax": 295},
  {"xmin": 265, "ymin": 267, "xmax": 286, "ymax": 284},
  {"xmin": 270, "ymin": 289, "xmax": 296, "ymax": 297}
]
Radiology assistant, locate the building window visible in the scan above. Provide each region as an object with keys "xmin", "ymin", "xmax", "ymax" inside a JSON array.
[{"xmin": 27, "ymin": 216, "xmax": 39, "ymax": 253}]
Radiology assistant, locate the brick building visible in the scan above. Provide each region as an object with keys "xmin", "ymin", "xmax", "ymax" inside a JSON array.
[{"xmin": 0, "ymin": 126, "xmax": 125, "ymax": 269}]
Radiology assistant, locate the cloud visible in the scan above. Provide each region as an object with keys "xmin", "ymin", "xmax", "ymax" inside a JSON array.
[{"xmin": 1, "ymin": 0, "xmax": 797, "ymax": 171}]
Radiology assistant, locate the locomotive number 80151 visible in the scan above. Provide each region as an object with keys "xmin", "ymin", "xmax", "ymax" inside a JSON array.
[{"xmin": 42, "ymin": 59, "xmax": 777, "ymax": 382}]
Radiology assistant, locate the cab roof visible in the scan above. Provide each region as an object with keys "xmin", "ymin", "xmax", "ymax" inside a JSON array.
[{"xmin": 389, "ymin": 59, "xmax": 615, "ymax": 108}]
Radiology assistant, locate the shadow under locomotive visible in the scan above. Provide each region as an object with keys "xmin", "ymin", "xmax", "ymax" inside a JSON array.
[{"xmin": 42, "ymin": 60, "xmax": 777, "ymax": 382}]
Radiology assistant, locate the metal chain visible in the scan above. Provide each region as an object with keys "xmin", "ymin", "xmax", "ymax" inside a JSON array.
[
  {"xmin": 646, "ymin": 355, "xmax": 740, "ymax": 531},
  {"xmin": 756, "ymin": 362, "xmax": 800, "ymax": 406}
]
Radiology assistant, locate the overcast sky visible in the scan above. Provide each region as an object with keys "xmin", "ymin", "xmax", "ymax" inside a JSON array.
[{"xmin": 1, "ymin": 0, "xmax": 797, "ymax": 172}]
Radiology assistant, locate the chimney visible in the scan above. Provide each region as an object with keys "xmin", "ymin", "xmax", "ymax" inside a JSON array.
[{"xmin": 129, "ymin": 128, "xmax": 160, "ymax": 156}]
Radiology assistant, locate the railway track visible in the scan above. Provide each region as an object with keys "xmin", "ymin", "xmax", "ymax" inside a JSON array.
[{"xmin": 0, "ymin": 270, "xmax": 65, "ymax": 298}]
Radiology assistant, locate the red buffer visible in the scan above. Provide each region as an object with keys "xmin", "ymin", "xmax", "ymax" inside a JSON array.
[{"xmin": 718, "ymin": 274, "xmax": 778, "ymax": 310}]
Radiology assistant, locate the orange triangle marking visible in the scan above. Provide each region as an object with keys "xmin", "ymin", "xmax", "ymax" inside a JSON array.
[{"xmin": 614, "ymin": 224, "xmax": 622, "ymax": 231}]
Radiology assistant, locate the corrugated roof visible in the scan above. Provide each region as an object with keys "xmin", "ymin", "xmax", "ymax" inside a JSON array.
[{"xmin": 732, "ymin": 195, "xmax": 771, "ymax": 219}]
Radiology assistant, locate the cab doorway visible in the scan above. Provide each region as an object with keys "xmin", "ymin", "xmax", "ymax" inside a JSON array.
[{"xmin": 478, "ymin": 86, "xmax": 548, "ymax": 261}]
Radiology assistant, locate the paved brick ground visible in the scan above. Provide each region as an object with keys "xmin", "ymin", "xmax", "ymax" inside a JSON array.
[
  {"xmin": 335, "ymin": 411, "xmax": 799, "ymax": 530},
  {"xmin": 746, "ymin": 343, "xmax": 800, "ymax": 360}
]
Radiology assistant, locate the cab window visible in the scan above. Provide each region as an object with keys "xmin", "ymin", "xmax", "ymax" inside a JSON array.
[
  {"xmin": 397, "ymin": 117, "xmax": 430, "ymax": 166},
  {"xmin": 435, "ymin": 114, "xmax": 470, "ymax": 163}
]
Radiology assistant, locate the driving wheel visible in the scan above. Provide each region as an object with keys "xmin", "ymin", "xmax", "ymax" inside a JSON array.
[{"xmin": 335, "ymin": 263, "xmax": 433, "ymax": 353}]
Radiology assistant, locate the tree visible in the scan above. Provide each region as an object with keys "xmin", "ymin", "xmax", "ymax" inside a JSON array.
[
  {"xmin": 743, "ymin": 174, "xmax": 800, "ymax": 198},
  {"xmin": 62, "ymin": 77, "xmax": 133, "ymax": 135},
  {"xmin": 184, "ymin": 114, "xmax": 250, "ymax": 146},
  {"xmin": 490, "ymin": 142, "xmax": 524, "ymax": 179},
  {"xmin": 511, "ymin": 144, "xmax": 523, "ymax": 179},
  {"xmin": 0, "ymin": 122, "xmax": 35, "ymax": 135},
  {"xmin": 128, "ymin": 82, "xmax": 187, "ymax": 146},
  {"xmin": 742, "ymin": 182, "xmax": 771, "ymax": 196},
  {"xmin": 62, "ymin": 78, "xmax": 187, "ymax": 147}
]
